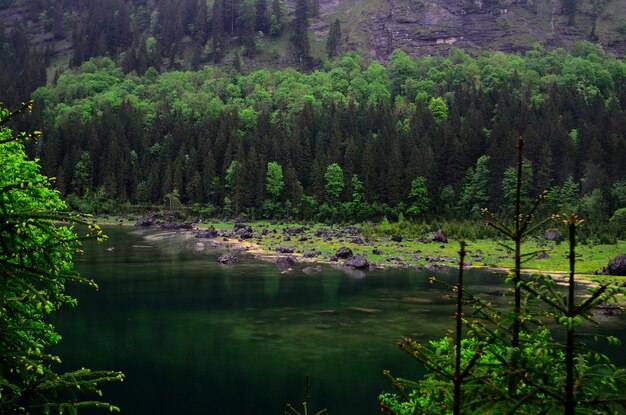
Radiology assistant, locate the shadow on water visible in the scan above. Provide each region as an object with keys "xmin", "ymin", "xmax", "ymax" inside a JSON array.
[{"xmin": 51, "ymin": 227, "xmax": 626, "ymax": 415}]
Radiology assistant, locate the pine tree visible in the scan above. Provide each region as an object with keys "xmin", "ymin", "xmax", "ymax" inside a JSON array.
[
  {"xmin": 194, "ymin": 0, "xmax": 209, "ymax": 43},
  {"xmin": 239, "ymin": 0, "xmax": 257, "ymax": 55},
  {"xmin": 256, "ymin": 0, "xmax": 270, "ymax": 33},
  {"xmin": 224, "ymin": 0, "xmax": 237, "ymax": 34},
  {"xmin": 270, "ymin": 0, "xmax": 285, "ymax": 35},
  {"xmin": 293, "ymin": 0, "xmax": 310, "ymax": 63},
  {"xmin": 326, "ymin": 18, "xmax": 341, "ymax": 58},
  {"xmin": 212, "ymin": 0, "xmax": 226, "ymax": 62}
]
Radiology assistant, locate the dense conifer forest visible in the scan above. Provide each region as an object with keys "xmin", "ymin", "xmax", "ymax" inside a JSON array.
[
  {"xmin": 23, "ymin": 44, "xmax": 626, "ymax": 230},
  {"xmin": 0, "ymin": 0, "xmax": 293, "ymax": 108},
  {"xmin": 1, "ymin": 0, "xmax": 626, "ymax": 232}
]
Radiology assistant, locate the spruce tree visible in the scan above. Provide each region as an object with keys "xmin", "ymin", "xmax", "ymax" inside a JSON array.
[
  {"xmin": 212, "ymin": 0, "xmax": 225, "ymax": 61},
  {"xmin": 293, "ymin": 0, "xmax": 310, "ymax": 63},
  {"xmin": 270, "ymin": 0, "xmax": 285, "ymax": 35},
  {"xmin": 326, "ymin": 18, "xmax": 341, "ymax": 58},
  {"xmin": 194, "ymin": 0, "xmax": 209, "ymax": 43},
  {"xmin": 255, "ymin": 0, "xmax": 270, "ymax": 33}
]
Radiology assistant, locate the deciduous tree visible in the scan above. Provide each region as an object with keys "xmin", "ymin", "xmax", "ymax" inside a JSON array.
[
  {"xmin": 0, "ymin": 102, "xmax": 123, "ymax": 413},
  {"xmin": 324, "ymin": 163, "xmax": 344, "ymax": 206}
]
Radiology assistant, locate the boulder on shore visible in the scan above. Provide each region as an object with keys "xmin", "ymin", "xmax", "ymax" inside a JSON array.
[
  {"xmin": 233, "ymin": 224, "xmax": 254, "ymax": 239},
  {"xmin": 336, "ymin": 247, "xmax": 353, "ymax": 259},
  {"xmin": 431, "ymin": 229, "xmax": 448, "ymax": 243},
  {"xmin": 342, "ymin": 226, "xmax": 362, "ymax": 235},
  {"xmin": 159, "ymin": 222, "xmax": 192, "ymax": 230},
  {"xmin": 136, "ymin": 218, "xmax": 155, "ymax": 227},
  {"xmin": 276, "ymin": 246, "xmax": 295, "ymax": 254},
  {"xmin": 351, "ymin": 236, "xmax": 365, "ymax": 244},
  {"xmin": 196, "ymin": 227, "xmax": 218, "ymax": 239},
  {"xmin": 544, "ymin": 229, "xmax": 563, "ymax": 242},
  {"xmin": 218, "ymin": 254, "xmax": 238, "ymax": 264},
  {"xmin": 283, "ymin": 226, "xmax": 305, "ymax": 236},
  {"xmin": 425, "ymin": 263, "xmax": 451, "ymax": 272},
  {"xmin": 345, "ymin": 255, "xmax": 369, "ymax": 269},
  {"xmin": 604, "ymin": 254, "xmax": 626, "ymax": 276},
  {"xmin": 391, "ymin": 235, "xmax": 402, "ymax": 242},
  {"xmin": 314, "ymin": 228, "xmax": 332, "ymax": 237}
]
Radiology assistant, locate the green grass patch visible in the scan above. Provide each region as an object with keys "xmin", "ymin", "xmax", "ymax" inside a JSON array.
[{"xmin": 192, "ymin": 219, "xmax": 625, "ymax": 276}]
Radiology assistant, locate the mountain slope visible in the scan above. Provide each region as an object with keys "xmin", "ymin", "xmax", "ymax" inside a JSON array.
[
  {"xmin": 307, "ymin": 0, "xmax": 626, "ymax": 60},
  {"xmin": 0, "ymin": 0, "xmax": 624, "ymax": 107},
  {"xmin": 1, "ymin": 0, "xmax": 624, "ymax": 66}
]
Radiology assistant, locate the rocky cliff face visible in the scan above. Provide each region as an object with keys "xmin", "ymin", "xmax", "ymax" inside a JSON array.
[
  {"xmin": 1, "ymin": 0, "xmax": 624, "ymax": 71},
  {"xmin": 308, "ymin": 0, "xmax": 626, "ymax": 60}
]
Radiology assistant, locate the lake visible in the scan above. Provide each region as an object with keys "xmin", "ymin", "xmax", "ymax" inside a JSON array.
[{"xmin": 52, "ymin": 226, "xmax": 626, "ymax": 414}]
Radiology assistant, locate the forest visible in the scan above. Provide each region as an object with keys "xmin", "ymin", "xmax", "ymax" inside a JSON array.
[
  {"xmin": 0, "ymin": 0, "xmax": 300, "ymax": 108},
  {"xmin": 21, "ymin": 42, "xmax": 626, "ymax": 236}
]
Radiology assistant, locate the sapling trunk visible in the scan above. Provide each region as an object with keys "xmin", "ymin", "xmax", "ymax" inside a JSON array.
[
  {"xmin": 565, "ymin": 217, "xmax": 578, "ymax": 415},
  {"xmin": 453, "ymin": 241, "xmax": 467, "ymax": 415},
  {"xmin": 512, "ymin": 137, "xmax": 524, "ymax": 349}
]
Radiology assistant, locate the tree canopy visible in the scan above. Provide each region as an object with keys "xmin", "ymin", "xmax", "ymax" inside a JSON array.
[{"xmin": 22, "ymin": 43, "xmax": 626, "ymax": 227}]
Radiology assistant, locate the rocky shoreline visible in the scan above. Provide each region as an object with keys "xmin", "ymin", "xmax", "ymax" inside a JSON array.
[
  {"xmin": 127, "ymin": 215, "xmax": 617, "ymax": 279},
  {"xmin": 131, "ymin": 215, "xmax": 470, "ymax": 274}
]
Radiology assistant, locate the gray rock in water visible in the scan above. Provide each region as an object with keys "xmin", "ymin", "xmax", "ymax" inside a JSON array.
[
  {"xmin": 431, "ymin": 229, "xmax": 448, "ymax": 243},
  {"xmin": 604, "ymin": 254, "xmax": 626, "ymax": 276},
  {"xmin": 276, "ymin": 256, "xmax": 296, "ymax": 270},
  {"xmin": 345, "ymin": 254, "xmax": 369, "ymax": 269},
  {"xmin": 336, "ymin": 247, "xmax": 353, "ymax": 259},
  {"xmin": 303, "ymin": 266, "xmax": 323, "ymax": 274},
  {"xmin": 218, "ymin": 254, "xmax": 238, "ymax": 264}
]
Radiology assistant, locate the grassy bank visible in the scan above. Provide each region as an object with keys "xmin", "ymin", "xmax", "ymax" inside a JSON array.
[
  {"xmin": 91, "ymin": 216, "xmax": 625, "ymax": 276},
  {"xmin": 191, "ymin": 220, "xmax": 624, "ymax": 276}
]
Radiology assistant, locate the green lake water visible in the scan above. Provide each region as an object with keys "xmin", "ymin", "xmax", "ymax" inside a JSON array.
[{"xmin": 52, "ymin": 226, "xmax": 626, "ymax": 415}]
